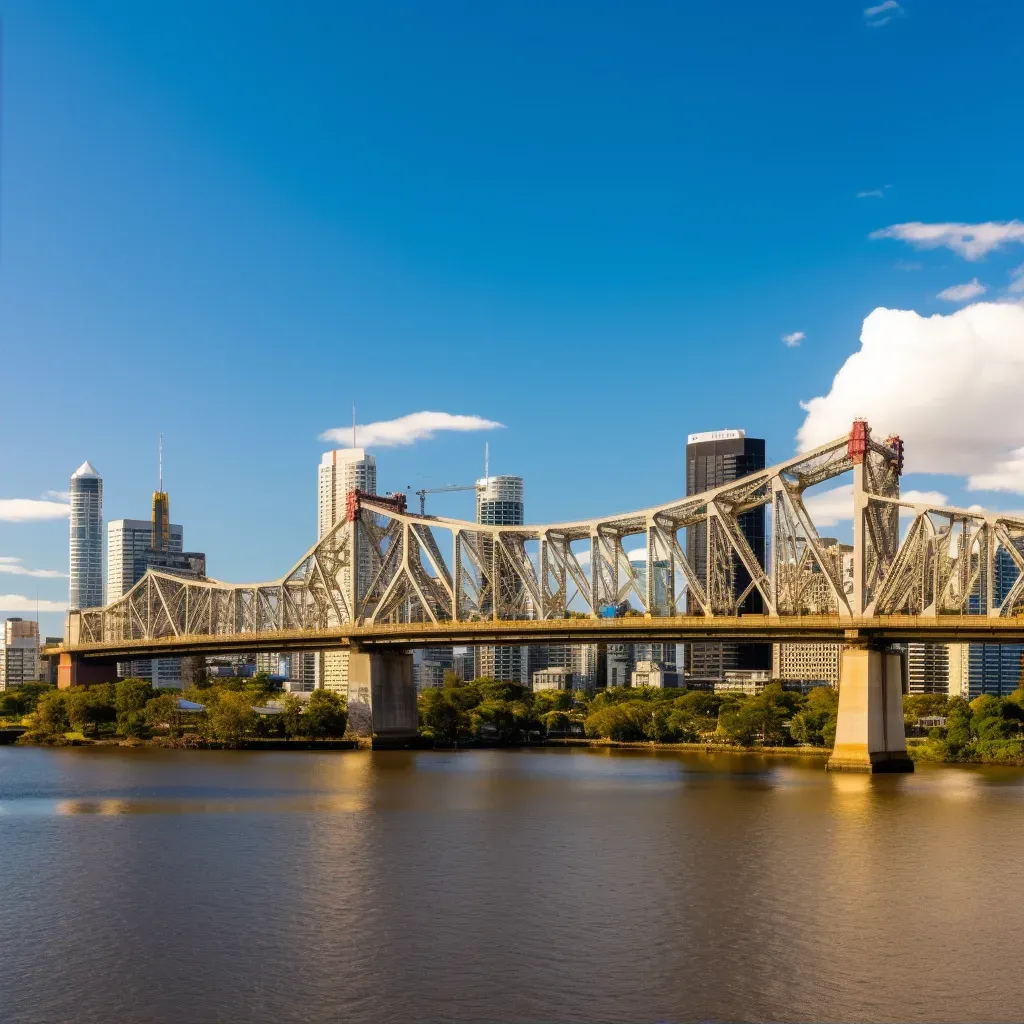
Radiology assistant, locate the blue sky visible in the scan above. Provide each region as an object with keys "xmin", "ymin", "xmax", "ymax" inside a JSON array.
[{"xmin": 3, "ymin": 0, "xmax": 1024, "ymax": 636}]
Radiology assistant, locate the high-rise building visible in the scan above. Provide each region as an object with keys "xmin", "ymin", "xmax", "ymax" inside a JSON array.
[
  {"xmin": 107, "ymin": 519, "xmax": 185, "ymax": 604},
  {"xmin": 474, "ymin": 474, "xmax": 528, "ymax": 683},
  {"xmin": 773, "ymin": 643, "xmax": 842, "ymax": 688},
  {"xmin": 964, "ymin": 546, "xmax": 1024, "ymax": 697},
  {"xmin": 317, "ymin": 448, "xmax": 378, "ymax": 695},
  {"xmin": 69, "ymin": 461, "xmax": 103, "ymax": 609},
  {"xmin": 106, "ymin": 483, "xmax": 205, "ymax": 689},
  {"xmin": 685, "ymin": 430, "xmax": 768, "ymax": 677},
  {"xmin": 907, "ymin": 643, "xmax": 952, "ymax": 695},
  {"xmin": 0, "ymin": 618, "xmax": 40, "ymax": 690}
]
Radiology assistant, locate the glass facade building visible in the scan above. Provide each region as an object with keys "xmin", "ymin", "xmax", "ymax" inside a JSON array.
[{"xmin": 69, "ymin": 461, "xmax": 103, "ymax": 610}]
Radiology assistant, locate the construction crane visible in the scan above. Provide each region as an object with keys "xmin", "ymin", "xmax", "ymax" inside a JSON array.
[{"xmin": 412, "ymin": 483, "xmax": 480, "ymax": 515}]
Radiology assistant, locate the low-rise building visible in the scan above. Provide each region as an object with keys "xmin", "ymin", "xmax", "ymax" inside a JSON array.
[
  {"xmin": 0, "ymin": 618, "xmax": 40, "ymax": 690},
  {"xmin": 631, "ymin": 660, "xmax": 680, "ymax": 689},
  {"xmin": 532, "ymin": 666, "xmax": 576, "ymax": 691}
]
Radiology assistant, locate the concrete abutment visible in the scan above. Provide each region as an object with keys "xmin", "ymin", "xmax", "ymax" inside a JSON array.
[{"xmin": 827, "ymin": 643, "xmax": 913, "ymax": 773}]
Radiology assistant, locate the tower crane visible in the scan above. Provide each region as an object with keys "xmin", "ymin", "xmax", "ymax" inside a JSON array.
[{"xmin": 412, "ymin": 483, "xmax": 481, "ymax": 515}]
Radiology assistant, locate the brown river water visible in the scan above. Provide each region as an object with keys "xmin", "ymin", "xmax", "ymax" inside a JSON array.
[{"xmin": 1, "ymin": 745, "xmax": 1022, "ymax": 1023}]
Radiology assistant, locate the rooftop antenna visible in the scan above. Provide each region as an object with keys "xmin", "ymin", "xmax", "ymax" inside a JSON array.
[
  {"xmin": 158, "ymin": 433, "xmax": 164, "ymax": 491},
  {"xmin": 352, "ymin": 403, "xmax": 357, "ymax": 449},
  {"xmin": 484, "ymin": 442, "xmax": 489, "ymax": 482}
]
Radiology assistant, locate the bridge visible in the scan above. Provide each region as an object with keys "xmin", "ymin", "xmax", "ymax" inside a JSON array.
[{"xmin": 52, "ymin": 421, "xmax": 1024, "ymax": 771}]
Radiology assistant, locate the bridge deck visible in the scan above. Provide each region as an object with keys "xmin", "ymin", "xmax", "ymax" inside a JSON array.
[{"xmin": 44, "ymin": 614, "xmax": 1024, "ymax": 660}]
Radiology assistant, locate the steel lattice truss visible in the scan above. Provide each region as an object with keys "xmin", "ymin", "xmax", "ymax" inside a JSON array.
[{"xmin": 74, "ymin": 426, "xmax": 1024, "ymax": 646}]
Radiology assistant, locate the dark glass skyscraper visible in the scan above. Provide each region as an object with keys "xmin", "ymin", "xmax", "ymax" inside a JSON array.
[{"xmin": 685, "ymin": 430, "xmax": 769, "ymax": 677}]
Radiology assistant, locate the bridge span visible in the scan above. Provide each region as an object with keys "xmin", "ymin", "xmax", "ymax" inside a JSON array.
[{"xmin": 52, "ymin": 422, "xmax": 1024, "ymax": 772}]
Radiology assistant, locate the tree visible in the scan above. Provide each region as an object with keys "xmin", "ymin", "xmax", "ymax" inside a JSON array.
[
  {"xmin": 206, "ymin": 691, "xmax": 258, "ymax": 743},
  {"xmin": 65, "ymin": 686, "xmax": 114, "ymax": 737},
  {"xmin": 280, "ymin": 693, "xmax": 305, "ymax": 738},
  {"xmin": 34, "ymin": 690, "xmax": 69, "ymax": 735},
  {"xmin": 301, "ymin": 690, "xmax": 348, "ymax": 739},
  {"xmin": 945, "ymin": 697, "xmax": 973, "ymax": 756},
  {"xmin": 790, "ymin": 686, "xmax": 838, "ymax": 746},
  {"xmin": 419, "ymin": 687, "xmax": 465, "ymax": 744},
  {"xmin": 145, "ymin": 694, "xmax": 191, "ymax": 737},
  {"xmin": 584, "ymin": 702, "xmax": 649, "ymax": 741},
  {"xmin": 116, "ymin": 678, "xmax": 155, "ymax": 737}
]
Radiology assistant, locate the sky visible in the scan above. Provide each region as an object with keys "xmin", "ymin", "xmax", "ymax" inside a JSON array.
[{"xmin": 3, "ymin": 0, "xmax": 1024, "ymax": 637}]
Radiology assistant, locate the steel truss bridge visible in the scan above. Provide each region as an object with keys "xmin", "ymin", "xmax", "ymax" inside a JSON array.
[{"xmin": 60, "ymin": 421, "xmax": 1024, "ymax": 658}]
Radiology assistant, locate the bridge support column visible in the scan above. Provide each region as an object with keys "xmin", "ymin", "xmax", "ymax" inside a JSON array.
[
  {"xmin": 827, "ymin": 643, "xmax": 913, "ymax": 773},
  {"xmin": 346, "ymin": 647, "xmax": 419, "ymax": 748},
  {"xmin": 57, "ymin": 653, "xmax": 120, "ymax": 689}
]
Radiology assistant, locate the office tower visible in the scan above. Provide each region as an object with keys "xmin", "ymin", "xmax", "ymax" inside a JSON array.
[
  {"xmin": 317, "ymin": 448, "xmax": 378, "ymax": 694},
  {"xmin": 414, "ymin": 647, "xmax": 455, "ymax": 690},
  {"xmin": 0, "ymin": 618, "xmax": 40, "ymax": 690},
  {"xmin": 106, "ymin": 483, "xmax": 205, "ymax": 687},
  {"xmin": 474, "ymin": 474, "xmax": 527, "ymax": 683},
  {"xmin": 107, "ymin": 520, "xmax": 185, "ymax": 603},
  {"xmin": 69, "ymin": 461, "xmax": 103, "ymax": 609},
  {"xmin": 965, "ymin": 546, "xmax": 1024, "ymax": 697},
  {"xmin": 685, "ymin": 430, "xmax": 768, "ymax": 677}
]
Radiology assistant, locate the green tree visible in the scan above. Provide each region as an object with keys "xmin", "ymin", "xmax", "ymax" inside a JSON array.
[
  {"xmin": 944, "ymin": 697, "xmax": 974, "ymax": 756},
  {"xmin": 145, "ymin": 693, "xmax": 190, "ymax": 737},
  {"xmin": 116, "ymin": 678, "xmax": 155, "ymax": 737},
  {"xmin": 65, "ymin": 685, "xmax": 114, "ymax": 737},
  {"xmin": 584, "ymin": 702, "xmax": 649, "ymax": 741},
  {"xmin": 419, "ymin": 687, "xmax": 465, "ymax": 744},
  {"xmin": 34, "ymin": 689, "xmax": 69, "ymax": 735},
  {"xmin": 301, "ymin": 690, "xmax": 348, "ymax": 738},
  {"xmin": 280, "ymin": 693, "xmax": 305, "ymax": 738},
  {"xmin": 789, "ymin": 686, "xmax": 838, "ymax": 746},
  {"xmin": 206, "ymin": 691, "xmax": 258, "ymax": 743}
]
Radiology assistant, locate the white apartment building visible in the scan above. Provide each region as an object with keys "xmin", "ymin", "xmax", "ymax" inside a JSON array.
[
  {"xmin": 318, "ymin": 448, "xmax": 377, "ymax": 695},
  {"xmin": 772, "ymin": 643, "xmax": 841, "ymax": 688},
  {"xmin": 0, "ymin": 618, "xmax": 40, "ymax": 690}
]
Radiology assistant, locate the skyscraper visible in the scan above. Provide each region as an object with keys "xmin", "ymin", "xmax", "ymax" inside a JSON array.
[
  {"xmin": 317, "ymin": 448, "xmax": 378, "ymax": 694},
  {"xmin": 474, "ymin": 474, "xmax": 528, "ymax": 683},
  {"xmin": 685, "ymin": 430, "xmax": 769, "ymax": 677},
  {"xmin": 69, "ymin": 461, "xmax": 103, "ymax": 609},
  {"xmin": 106, "ymin": 476, "xmax": 205, "ymax": 688}
]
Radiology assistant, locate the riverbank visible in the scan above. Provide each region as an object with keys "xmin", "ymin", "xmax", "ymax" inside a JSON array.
[{"xmin": 544, "ymin": 737, "xmax": 831, "ymax": 757}]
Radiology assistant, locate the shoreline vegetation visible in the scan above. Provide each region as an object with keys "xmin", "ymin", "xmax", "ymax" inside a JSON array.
[{"xmin": 3, "ymin": 674, "xmax": 1024, "ymax": 767}]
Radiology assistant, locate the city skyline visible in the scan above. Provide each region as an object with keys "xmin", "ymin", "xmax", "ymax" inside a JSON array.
[{"xmin": 6, "ymin": 2, "xmax": 1024, "ymax": 640}]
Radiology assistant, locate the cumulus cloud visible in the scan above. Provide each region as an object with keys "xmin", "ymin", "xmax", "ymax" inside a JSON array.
[
  {"xmin": 864, "ymin": 0, "xmax": 904, "ymax": 27},
  {"xmin": 0, "ymin": 594, "xmax": 67, "ymax": 612},
  {"xmin": 804, "ymin": 484, "xmax": 950, "ymax": 526},
  {"xmin": 320, "ymin": 411, "xmax": 504, "ymax": 448},
  {"xmin": 0, "ymin": 557, "xmax": 67, "ymax": 579},
  {"xmin": 797, "ymin": 303, "xmax": 1024, "ymax": 492},
  {"xmin": 0, "ymin": 498, "xmax": 71, "ymax": 522},
  {"xmin": 937, "ymin": 278, "xmax": 987, "ymax": 303},
  {"xmin": 782, "ymin": 331, "xmax": 805, "ymax": 348},
  {"xmin": 871, "ymin": 221, "xmax": 1024, "ymax": 261}
]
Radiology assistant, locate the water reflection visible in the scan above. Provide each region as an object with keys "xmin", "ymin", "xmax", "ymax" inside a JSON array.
[{"xmin": 2, "ymin": 746, "xmax": 1024, "ymax": 1023}]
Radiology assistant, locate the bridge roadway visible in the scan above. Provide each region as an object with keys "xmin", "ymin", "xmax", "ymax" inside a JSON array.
[{"xmin": 44, "ymin": 613, "xmax": 1024, "ymax": 661}]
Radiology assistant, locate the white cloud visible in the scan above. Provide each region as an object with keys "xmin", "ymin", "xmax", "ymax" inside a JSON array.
[
  {"xmin": 43, "ymin": 490, "xmax": 70, "ymax": 501},
  {"xmin": 804, "ymin": 484, "xmax": 950, "ymax": 527},
  {"xmin": 626, "ymin": 548, "xmax": 647, "ymax": 562},
  {"xmin": 864, "ymin": 0, "xmax": 904, "ymax": 27},
  {"xmin": 319, "ymin": 411, "xmax": 504, "ymax": 448},
  {"xmin": 937, "ymin": 278, "xmax": 987, "ymax": 303},
  {"xmin": 0, "ymin": 498, "xmax": 71, "ymax": 522},
  {"xmin": 797, "ymin": 303, "xmax": 1024, "ymax": 493},
  {"xmin": 0, "ymin": 557, "xmax": 67, "ymax": 579},
  {"xmin": 782, "ymin": 331, "xmax": 805, "ymax": 348},
  {"xmin": 857, "ymin": 185, "xmax": 892, "ymax": 199},
  {"xmin": 803, "ymin": 484, "xmax": 855, "ymax": 527},
  {"xmin": 870, "ymin": 221, "xmax": 1024, "ymax": 261},
  {"xmin": 1009, "ymin": 265, "xmax": 1024, "ymax": 293},
  {"xmin": 0, "ymin": 594, "xmax": 67, "ymax": 612}
]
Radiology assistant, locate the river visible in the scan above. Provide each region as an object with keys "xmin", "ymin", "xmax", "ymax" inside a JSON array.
[{"xmin": 1, "ymin": 746, "xmax": 1023, "ymax": 1023}]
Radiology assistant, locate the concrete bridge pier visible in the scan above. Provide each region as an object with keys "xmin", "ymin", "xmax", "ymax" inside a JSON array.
[
  {"xmin": 827, "ymin": 641, "xmax": 913, "ymax": 773},
  {"xmin": 57, "ymin": 653, "xmax": 119, "ymax": 689},
  {"xmin": 346, "ymin": 647, "xmax": 419, "ymax": 748}
]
